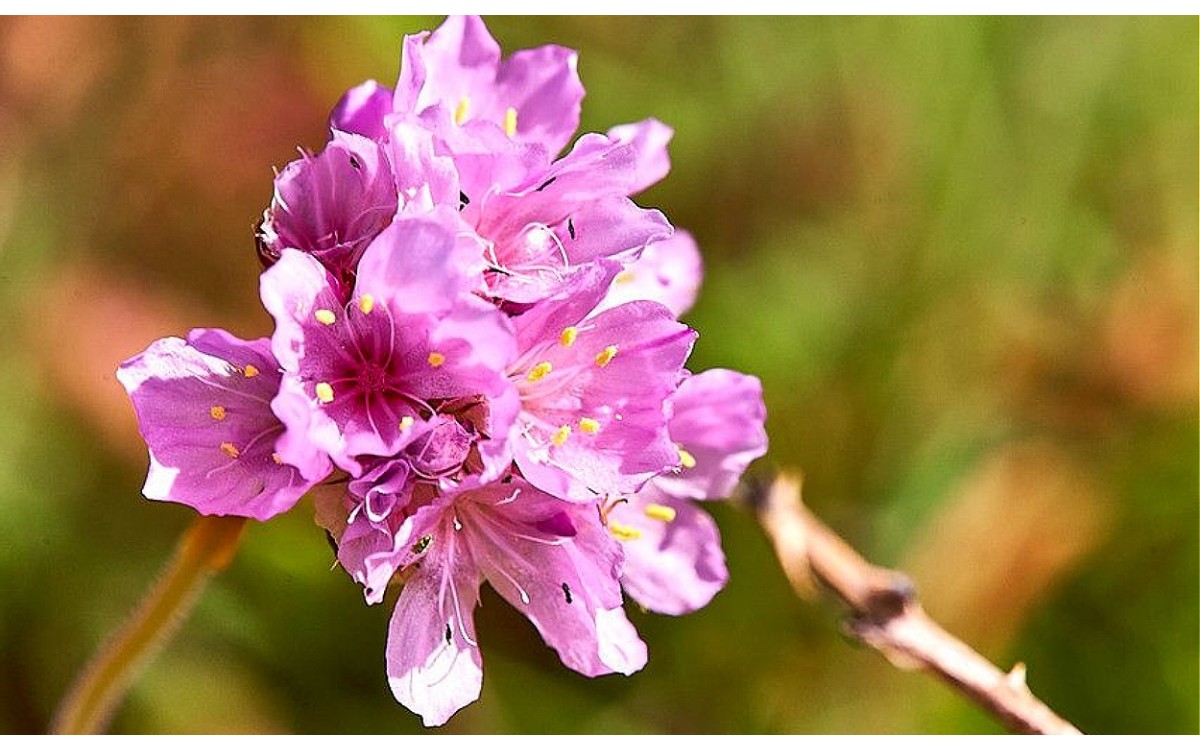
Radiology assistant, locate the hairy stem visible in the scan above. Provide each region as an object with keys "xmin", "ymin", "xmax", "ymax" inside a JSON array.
[
  {"xmin": 51, "ymin": 514, "xmax": 248, "ymax": 735},
  {"xmin": 750, "ymin": 473, "xmax": 1081, "ymax": 735}
]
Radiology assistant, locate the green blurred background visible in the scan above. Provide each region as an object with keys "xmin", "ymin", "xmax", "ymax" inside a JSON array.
[{"xmin": 0, "ymin": 16, "xmax": 1195, "ymax": 734}]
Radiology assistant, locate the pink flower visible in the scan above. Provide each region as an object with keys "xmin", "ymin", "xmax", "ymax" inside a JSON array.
[
  {"xmin": 608, "ymin": 369, "xmax": 768, "ymax": 615},
  {"xmin": 116, "ymin": 329, "xmax": 330, "ymax": 521}
]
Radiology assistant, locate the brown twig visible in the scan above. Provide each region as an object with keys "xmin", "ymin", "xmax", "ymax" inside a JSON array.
[{"xmin": 750, "ymin": 472, "xmax": 1081, "ymax": 735}]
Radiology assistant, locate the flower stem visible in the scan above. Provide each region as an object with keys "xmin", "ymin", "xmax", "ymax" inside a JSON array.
[{"xmin": 50, "ymin": 514, "xmax": 248, "ymax": 734}]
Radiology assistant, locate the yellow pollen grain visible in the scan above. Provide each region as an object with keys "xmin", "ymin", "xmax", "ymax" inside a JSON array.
[
  {"xmin": 399, "ymin": 416, "xmax": 415, "ymax": 431},
  {"xmin": 551, "ymin": 425, "xmax": 571, "ymax": 447},
  {"xmin": 271, "ymin": 452, "xmax": 284, "ymax": 465},
  {"xmin": 220, "ymin": 442, "xmax": 240, "ymax": 459},
  {"xmin": 503, "ymin": 107, "xmax": 518, "ymax": 137},
  {"xmin": 594, "ymin": 345, "xmax": 618, "ymax": 368},
  {"xmin": 358, "ymin": 294, "xmax": 375, "ymax": 314},
  {"xmin": 209, "ymin": 405, "xmax": 227, "ymax": 421},
  {"xmin": 315, "ymin": 382, "xmax": 335, "ymax": 403},
  {"xmin": 526, "ymin": 361, "xmax": 553, "ymax": 382},
  {"xmin": 427, "ymin": 352, "xmax": 446, "ymax": 367},
  {"xmin": 559, "ymin": 326, "xmax": 578, "ymax": 347},
  {"xmin": 644, "ymin": 503, "xmax": 677, "ymax": 523},
  {"xmin": 609, "ymin": 522, "xmax": 642, "ymax": 542},
  {"xmin": 579, "ymin": 417, "xmax": 600, "ymax": 434},
  {"xmin": 614, "ymin": 270, "xmax": 636, "ymax": 285},
  {"xmin": 678, "ymin": 447, "xmax": 697, "ymax": 469},
  {"xmin": 242, "ymin": 365, "xmax": 260, "ymax": 378},
  {"xmin": 454, "ymin": 96, "xmax": 470, "ymax": 126},
  {"xmin": 315, "ymin": 308, "xmax": 336, "ymax": 325}
]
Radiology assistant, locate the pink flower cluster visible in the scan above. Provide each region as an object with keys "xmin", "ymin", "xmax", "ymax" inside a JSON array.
[{"xmin": 117, "ymin": 16, "xmax": 766, "ymax": 726}]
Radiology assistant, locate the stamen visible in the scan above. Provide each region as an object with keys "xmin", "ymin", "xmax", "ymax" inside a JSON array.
[
  {"xmin": 609, "ymin": 522, "xmax": 642, "ymax": 542},
  {"xmin": 615, "ymin": 270, "xmax": 636, "ymax": 285},
  {"xmin": 594, "ymin": 345, "xmax": 618, "ymax": 368},
  {"xmin": 551, "ymin": 425, "xmax": 571, "ymax": 447},
  {"xmin": 219, "ymin": 442, "xmax": 240, "ymax": 459},
  {"xmin": 209, "ymin": 405, "xmax": 227, "ymax": 421},
  {"xmin": 579, "ymin": 417, "xmax": 600, "ymax": 434},
  {"xmin": 315, "ymin": 382, "xmax": 335, "ymax": 403},
  {"xmin": 559, "ymin": 326, "xmax": 578, "ymax": 347},
  {"xmin": 526, "ymin": 361, "xmax": 553, "ymax": 382},
  {"xmin": 399, "ymin": 415, "xmax": 414, "ymax": 431},
  {"xmin": 427, "ymin": 352, "xmax": 446, "ymax": 367},
  {"xmin": 453, "ymin": 96, "xmax": 470, "ymax": 126},
  {"xmin": 678, "ymin": 447, "xmax": 697, "ymax": 469},
  {"xmin": 271, "ymin": 452, "xmax": 284, "ymax": 465},
  {"xmin": 358, "ymin": 294, "xmax": 375, "ymax": 314},
  {"xmin": 242, "ymin": 365, "xmax": 260, "ymax": 378},
  {"xmin": 503, "ymin": 107, "xmax": 518, "ymax": 137},
  {"xmin": 644, "ymin": 503, "xmax": 677, "ymax": 523},
  {"xmin": 315, "ymin": 308, "xmax": 336, "ymax": 325}
]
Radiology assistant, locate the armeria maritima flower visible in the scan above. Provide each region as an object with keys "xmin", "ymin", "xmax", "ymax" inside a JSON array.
[{"xmin": 118, "ymin": 15, "xmax": 767, "ymax": 727}]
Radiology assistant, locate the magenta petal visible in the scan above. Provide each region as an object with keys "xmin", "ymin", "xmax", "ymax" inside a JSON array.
[
  {"xmin": 463, "ymin": 481, "xmax": 646, "ymax": 677},
  {"xmin": 606, "ymin": 119, "xmax": 674, "ymax": 194},
  {"xmin": 597, "ymin": 229, "xmax": 704, "ymax": 317},
  {"xmin": 657, "ymin": 369, "xmax": 769, "ymax": 501},
  {"xmin": 330, "ymin": 79, "xmax": 394, "ymax": 140},
  {"xmin": 116, "ymin": 329, "xmax": 324, "ymax": 521},
  {"xmin": 355, "ymin": 213, "xmax": 481, "ymax": 316},
  {"xmin": 609, "ymin": 487, "xmax": 728, "ymax": 616},
  {"xmin": 386, "ymin": 526, "xmax": 484, "ymax": 727}
]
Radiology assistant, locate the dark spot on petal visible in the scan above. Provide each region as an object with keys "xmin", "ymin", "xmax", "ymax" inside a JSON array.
[
  {"xmin": 445, "ymin": 623, "xmax": 453, "ymax": 644},
  {"xmin": 348, "ymin": 155, "xmax": 362, "ymax": 170},
  {"xmin": 410, "ymin": 534, "xmax": 433, "ymax": 555},
  {"xmin": 459, "ymin": 191, "xmax": 471, "ymax": 210},
  {"xmin": 567, "ymin": 217, "xmax": 576, "ymax": 240},
  {"xmin": 536, "ymin": 176, "xmax": 557, "ymax": 192},
  {"xmin": 561, "ymin": 582, "xmax": 573, "ymax": 604}
]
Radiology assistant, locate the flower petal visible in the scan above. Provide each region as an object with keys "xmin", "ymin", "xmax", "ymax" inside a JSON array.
[
  {"xmin": 116, "ymin": 329, "xmax": 324, "ymax": 521},
  {"xmin": 608, "ymin": 486, "xmax": 728, "ymax": 615},
  {"xmin": 463, "ymin": 480, "xmax": 648, "ymax": 677},
  {"xmin": 386, "ymin": 522, "xmax": 484, "ymax": 727},
  {"xmin": 597, "ymin": 229, "xmax": 704, "ymax": 318},
  {"xmin": 330, "ymin": 79, "xmax": 394, "ymax": 140},
  {"xmin": 656, "ymin": 369, "xmax": 769, "ymax": 501}
]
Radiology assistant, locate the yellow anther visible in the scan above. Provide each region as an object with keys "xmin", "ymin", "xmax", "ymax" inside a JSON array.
[
  {"xmin": 220, "ymin": 442, "xmax": 240, "ymax": 459},
  {"xmin": 315, "ymin": 308, "xmax": 336, "ymax": 325},
  {"xmin": 242, "ymin": 365, "xmax": 260, "ymax": 378},
  {"xmin": 271, "ymin": 452, "xmax": 284, "ymax": 465},
  {"xmin": 503, "ymin": 107, "xmax": 518, "ymax": 138},
  {"xmin": 526, "ymin": 361, "xmax": 553, "ymax": 382},
  {"xmin": 644, "ymin": 503, "xmax": 677, "ymax": 523},
  {"xmin": 358, "ymin": 294, "xmax": 375, "ymax": 314},
  {"xmin": 315, "ymin": 382, "xmax": 335, "ymax": 403},
  {"xmin": 399, "ymin": 416, "xmax": 415, "ymax": 431},
  {"xmin": 551, "ymin": 425, "xmax": 571, "ymax": 447},
  {"xmin": 678, "ymin": 447, "xmax": 697, "ymax": 469},
  {"xmin": 559, "ymin": 326, "xmax": 578, "ymax": 347},
  {"xmin": 427, "ymin": 352, "xmax": 446, "ymax": 367},
  {"xmin": 209, "ymin": 405, "xmax": 227, "ymax": 421},
  {"xmin": 594, "ymin": 345, "xmax": 618, "ymax": 368},
  {"xmin": 454, "ymin": 96, "xmax": 470, "ymax": 126},
  {"xmin": 609, "ymin": 522, "xmax": 642, "ymax": 542},
  {"xmin": 579, "ymin": 417, "xmax": 601, "ymax": 434},
  {"xmin": 614, "ymin": 270, "xmax": 636, "ymax": 285}
]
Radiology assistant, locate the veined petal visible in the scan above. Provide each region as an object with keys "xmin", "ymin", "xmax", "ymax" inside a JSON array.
[
  {"xmin": 608, "ymin": 486, "xmax": 728, "ymax": 616},
  {"xmin": 386, "ymin": 521, "xmax": 484, "ymax": 727},
  {"xmin": 462, "ymin": 480, "xmax": 647, "ymax": 677},
  {"xmin": 656, "ymin": 369, "xmax": 769, "ymax": 501},
  {"xmin": 116, "ymin": 329, "xmax": 325, "ymax": 521}
]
